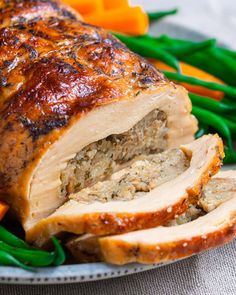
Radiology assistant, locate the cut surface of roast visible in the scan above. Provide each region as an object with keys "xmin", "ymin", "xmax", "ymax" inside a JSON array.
[
  {"xmin": 26, "ymin": 135, "xmax": 224, "ymax": 246},
  {"xmin": 0, "ymin": 0, "xmax": 197, "ymax": 231},
  {"xmin": 61, "ymin": 109, "xmax": 169, "ymax": 198},
  {"xmin": 70, "ymin": 148, "xmax": 189, "ymax": 203},
  {"xmin": 66, "ymin": 171, "xmax": 236, "ymax": 264}
]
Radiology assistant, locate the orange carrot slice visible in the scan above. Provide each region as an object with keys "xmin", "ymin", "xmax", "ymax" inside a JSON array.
[
  {"xmin": 0, "ymin": 201, "xmax": 9, "ymax": 221},
  {"xmin": 64, "ymin": 0, "xmax": 104, "ymax": 15},
  {"xmin": 150, "ymin": 60, "xmax": 225, "ymax": 101},
  {"xmin": 84, "ymin": 6, "xmax": 149, "ymax": 35},
  {"xmin": 103, "ymin": 0, "xmax": 129, "ymax": 10}
]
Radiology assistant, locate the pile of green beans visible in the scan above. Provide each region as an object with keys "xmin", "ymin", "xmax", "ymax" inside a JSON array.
[
  {"xmin": 113, "ymin": 32, "xmax": 216, "ymax": 71},
  {"xmin": 155, "ymin": 35, "xmax": 236, "ymax": 86},
  {"xmin": 113, "ymin": 30, "xmax": 236, "ymax": 163},
  {"xmin": 0, "ymin": 225, "xmax": 65, "ymax": 271}
]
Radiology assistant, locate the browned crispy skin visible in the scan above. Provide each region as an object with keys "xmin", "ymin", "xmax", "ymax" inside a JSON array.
[
  {"xmin": 66, "ymin": 220, "xmax": 236, "ymax": 264},
  {"xmin": 100, "ymin": 221, "xmax": 236, "ymax": 265},
  {"xmin": 0, "ymin": 0, "xmax": 166, "ymax": 220}
]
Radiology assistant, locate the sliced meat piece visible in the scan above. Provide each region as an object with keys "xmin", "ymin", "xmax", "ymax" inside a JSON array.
[
  {"xmin": 200, "ymin": 171, "xmax": 236, "ymax": 212},
  {"xmin": 26, "ymin": 135, "xmax": 224, "ymax": 246},
  {"xmin": 0, "ymin": 0, "xmax": 197, "ymax": 232},
  {"xmin": 66, "ymin": 170, "xmax": 236, "ymax": 264},
  {"xmin": 166, "ymin": 171, "xmax": 236, "ymax": 226}
]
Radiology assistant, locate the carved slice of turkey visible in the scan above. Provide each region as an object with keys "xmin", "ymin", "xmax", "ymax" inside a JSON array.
[
  {"xmin": 66, "ymin": 170, "xmax": 236, "ymax": 264},
  {"xmin": 26, "ymin": 134, "xmax": 224, "ymax": 246}
]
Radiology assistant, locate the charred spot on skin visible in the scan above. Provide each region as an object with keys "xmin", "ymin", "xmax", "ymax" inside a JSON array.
[
  {"xmin": 0, "ymin": 172, "xmax": 11, "ymax": 189},
  {"xmin": 0, "ymin": 29, "xmax": 20, "ymax": 46},
  {"xmin": 5, "ymin": 82, "xmax": 14, "ymax": 88},
  {"xmin": 219, "ymin": 155, "xmax": 224, "ymax": 161},
  {"xmin": 130, "ymin": 246, "xmax": 140, "ymax": 257},
  {"xmin": 22, "ymin": 160, "xmax": 29, "ymax": 169},
  {"xmin": 17, "ymin": 16, "xmax": 27, "ymax": 25},
  {"xmin": 12, "ymin": 35, "xmax": 20, "ymax": 45},
  {"xmin": 19, "ymin": 116, "xmax": 69, "ymax": 140},
  {"xmin": 3, "ymin": 60, "xmax": 14, "ymax": 68},
  {"xmin": 0, "ymin": 75, "xmax": 7, "ymax": 87},
  {"xmin": 16, "ymin": 24, "xmax": 26, "ymax": 31},
  {"xmin": 61, "ymin": 9, "xmax": 77, "ymax": 20},
  {"xmin": 79, "ymin": 33, "xmax": 95, "ymax": 42},
  {"xmin": 30, "ymin": 16, "xmax": 41, "ymax": 23},
  {"xmin": 67, "ymin": 51, "xmax": 77, "ymax": 59},
  {"xmin": 21, "ymin": 43, "xmax": 38, "ymax": 59},
  {"xmin": 79, "ymin": 21, "xmax": 98, "ymax": 29},
  {"xmin": 138, "ymin": 77, "xmax": 154, "ymax": 88},
  {"xmin": 3, "ymin": 122, "xmax": 14, "ymax": 132}
]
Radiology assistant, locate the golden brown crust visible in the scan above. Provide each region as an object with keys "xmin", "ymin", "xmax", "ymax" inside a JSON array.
[
  {"xmin": 26, "ymin": 195, "xmax": 188, "ymax": 244},
  {"xmin": 0, "ymin": 0, "xmax": 81, "ymax": 28},
  {"xmin": 99, "ymin": 219, "xmax": 236, "ymax": 264},
  {"xmin": 61, "ymin": 199, "xmax": 189, "ymax": 235},
  {"xmin": 0, "ymin": 0, "xmax": 167, "ymax": 220},
  {"xmin": 67, "ymin": 224, "xmax": 236, "ymax": 264}
]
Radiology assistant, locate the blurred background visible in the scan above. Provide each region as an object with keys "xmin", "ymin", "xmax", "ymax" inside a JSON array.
[{"xmin": 131, "ymin": 0, "xmax": 235, "ymax": 48}]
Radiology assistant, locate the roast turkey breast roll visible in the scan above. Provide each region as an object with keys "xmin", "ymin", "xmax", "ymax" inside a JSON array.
[{"xmin": 0, "ymin": 0, "xmax": 197, "ymax": 231}]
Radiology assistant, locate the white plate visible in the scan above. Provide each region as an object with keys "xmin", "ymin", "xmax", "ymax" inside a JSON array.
[{"xmin": 0, "ymin": 22, "xmax": 233, "ymax": 285}]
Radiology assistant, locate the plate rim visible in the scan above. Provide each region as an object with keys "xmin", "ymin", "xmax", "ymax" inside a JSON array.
[{"xmin": 0, "ymin": 262, "xmax": 168, "ymax": 285}]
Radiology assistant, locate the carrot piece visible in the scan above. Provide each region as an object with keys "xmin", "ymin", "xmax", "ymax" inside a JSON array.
[
  {"xmin": 64, "ymin": 0, "xmax": 103, "ymax": 15},
  {"xmin": 0, "ymin": 201, "xmax": 9, "ymax": 221},
  {"xmin": 84, "ymin": 6, "xmax": 149, "ymax": 35},
  {"xmin": 150, "ymin": 60, "xmax": 225, "ymax": 101},
  {"xmin": 103, "ymin": 0, "xmax": 129, "ymax": 10}
]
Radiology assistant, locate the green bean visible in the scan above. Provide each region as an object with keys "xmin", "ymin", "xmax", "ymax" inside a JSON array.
[
  {"xmin": 165, "ymin": 39, "xmax": 216, "ymax": 58},
  {"xmin": 189, "ymin": 93, "xmax": 236, "ymax": 114},
  {"xmin": 0, "ymin": 241, "xmax": 55, "ymax": 267},
  {"xmin": 192, "ymin": 106, "xmax": 234, "ymax": 151},
  {"xmin": 224, "ymin": 147, "xmax": 236, "ymax": 164},
  {"xmin": 0, "ymin": 226, "xmax": 65, "ymax": 268},
  {"xmin": 156, "ymin": 35, "xmax": 236, "ymax": 86},
  {"xmin": 185, "ymin": 48, "xmax": 236, "ymax": 87},
  {"xmin": 0, "ymin": 250, "xmax": 33, "ymax": 271},
  {"xmin": 148, "ymin": 8, "xmax": 178, "ymax": 21},
  {"xmin": 0, "ymin": 226, "xmax": 30, "ymax": 249},
  {"xmin": 112, "ymin": 33, "xmax": 180, "ymax": 71},
  {"xmin": 163, "ymin": 71, "xmax": 236, "ymax": 99},
  {"xmin": 138, "ymin": 35, "xmax": 216, "ymax": 58},
  {"xmin": 222, "ymin": 117, "xmax": 236, "ymax": 134},
  {"xmin": 218, "ymin": 48, "xmax": 236, "ymax": 60},
  {"xmin": 51, "ymin": 237, "xmax": 65, "ymax": 266},
  {"xmin": 225, "ymin": 114, "xmax": 236, "ymax": 123}
]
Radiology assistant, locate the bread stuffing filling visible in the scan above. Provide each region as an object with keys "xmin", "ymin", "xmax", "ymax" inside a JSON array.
[
  {"xmin": 69, "ymin": 148, "xmax": 190, "ymax": 203},
  {"xmin": 61, "ymin": 109, "xmax": 168, "ymax": 197}
]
